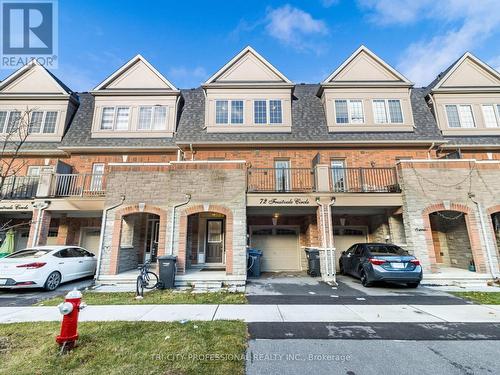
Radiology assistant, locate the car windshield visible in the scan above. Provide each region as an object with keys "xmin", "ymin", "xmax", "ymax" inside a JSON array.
[
  {"xmin": 367, "ymin": 245, "xmax": 408, "ymax": 256},
  {"xmin": 5, "ymin": 249, "xmax": 51, "ymax": 258}
]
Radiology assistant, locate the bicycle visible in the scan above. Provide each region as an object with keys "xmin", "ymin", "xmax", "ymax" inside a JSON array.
[{"xmin": 136, "ymin": 261, "xmax": 160, "ymax": 297}]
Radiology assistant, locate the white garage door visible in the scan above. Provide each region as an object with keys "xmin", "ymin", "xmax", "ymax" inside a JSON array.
[
  {"xmin": 251, "ymin": 227, "xmax": 300, "ymax": 272},
  {"xmin": 333, "ymin": 226, "xmax": 367, "ymax": 270}
]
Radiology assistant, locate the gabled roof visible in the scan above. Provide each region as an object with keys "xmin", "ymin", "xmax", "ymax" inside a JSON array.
[
  {"xmin": 427, "ymin": 52, "xmax": 500, "ymax": 92},
  {"xmin": 322, "ymin": 45, "xmax": 412, "ymax": 86},
  {"xmin": 0, "ymin": 60, "xmax": 73, "ymax": 95},
  {"xmin": 93, "ymin": 54, "xmax": 178, "ymax": 92},
  {"xmin": 204, "ymin": 46, "xmax": 292, "ymax": 85}
]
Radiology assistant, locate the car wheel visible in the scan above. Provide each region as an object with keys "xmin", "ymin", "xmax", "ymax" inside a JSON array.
[
  {"xmin": 360, "ymin": 271, "xmax": 372, "ymax": 287},
  {"xmin": 407, "ymin": 282, "xmax": 420, "ymax": 288},
  {"xmin": 44, "ymin": 271, "xmax": 61, "ymax": 291}
]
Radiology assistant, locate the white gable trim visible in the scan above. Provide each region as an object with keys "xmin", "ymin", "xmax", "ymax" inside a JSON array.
[
  {"xmin": 0, "ymin": 60, "xmax": 70, "ymax": 95},
  {"xmin": 322, "ymin": 45, "xmax": 412, "ymax": 85},
  {"xmin": 94, "ymin": 54, "xmax": 177, "ymax": 91},
  {"xmin": 432, "ymin": 52, "xmax": 500, "ymax": 90},
  {"xmin": 204, "ymin": 46, "xmax": 291, "ymax": 84}
]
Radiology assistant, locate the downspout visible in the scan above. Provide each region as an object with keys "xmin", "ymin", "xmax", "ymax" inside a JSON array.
[
  {"xmin": 31, "ymin": 201, "xmax": 50, "ymax": 247},
  {"xmin": 95, "ymin": 194, "xmax": 125, "ymax": 281},
  {"xmin": 189, "ymin": 143, "xmax": 195, "ymax": 161},
  {"xmin": 427, "ymin": 142, "xmax": 435, "ymax": 159},
  {"xmin": 469, "ymin": 194, "xmax": 497, "ymax": 278},
  {"xmin": 169, "ymin": 194, "xmax": 191, "ymax": 255}
]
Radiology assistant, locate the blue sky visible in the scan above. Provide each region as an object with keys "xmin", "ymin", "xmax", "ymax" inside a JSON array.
[{"xmin": 3, "ymin": 0, "xmax": 499, "ymax": 91}]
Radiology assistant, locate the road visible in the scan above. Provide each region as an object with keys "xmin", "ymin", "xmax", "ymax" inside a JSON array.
[
  {"xmin": 246, "ymin": 339, "xmax": 500, "ymax": 375},
  {"xmin": 0, "ymin": 278, "xmax": 93, "ymax": 306}
]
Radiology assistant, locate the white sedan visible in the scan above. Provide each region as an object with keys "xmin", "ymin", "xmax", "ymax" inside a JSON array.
[{"xmin": 0, "ymin": 246, "xmax": 97, "ymax": 291}]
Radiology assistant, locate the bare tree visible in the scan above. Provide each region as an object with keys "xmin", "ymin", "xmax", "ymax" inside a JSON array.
[
  {"xmin": 0, "ymin": 107, "xmax": 37, "ymax": 200},
  {"xmin": 0, "ymin": 108, "xmax": 37, "ymax": 234}
]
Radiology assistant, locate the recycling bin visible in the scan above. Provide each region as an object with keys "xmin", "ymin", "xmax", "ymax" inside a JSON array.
[
  {"xmin": 247, "ymin": 248, "xmax": 263, "ymax": 278},
  {"xmin": 305, "ymin": 248, "xmax": 321, "ymax": 277}
]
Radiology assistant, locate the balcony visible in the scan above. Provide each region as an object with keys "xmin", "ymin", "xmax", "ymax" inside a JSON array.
[
  {"xmin": 247, "ymin": 167, "xmax": 400, "ymax": 193},
  {"xmin": 0, "ymin": 174, "xmax": 107, "ymax": 199},
  {"xmin": 0, "ymin": 176, "xmax": 39, "ymax": 199}
]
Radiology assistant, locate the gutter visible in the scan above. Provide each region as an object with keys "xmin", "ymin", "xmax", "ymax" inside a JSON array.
[
  {"xmin": 31, "ymin": 201, "xmax": 50, "ymax": 247},
  {"xmin": 95, "ymin": 194, "xmax": 125, "ymax": 280},
  {"xmin": 169, "ymin": 194, "xmax": 191, "ymax": 255}
]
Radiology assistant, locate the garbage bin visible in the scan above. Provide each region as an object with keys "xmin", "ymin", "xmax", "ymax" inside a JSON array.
[
  {"xmin": 157, "ymin": 255, "xmax": 177, "ymax": 289},
  {"xmin": 304, "ymin": 248, "xmax": 321, "ymax": 277},
  {"xmin": 247, "ymin": 248, "xmax": 263, "ymax": 278}
]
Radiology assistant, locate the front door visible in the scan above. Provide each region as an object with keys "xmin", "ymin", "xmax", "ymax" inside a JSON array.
[
  {"xmin": 145, "ymin": 218, "xmax": 160, "ymax": 262},
  {"xmin": 206, "ymin": 219, "xmax": 224, "ymax": 263}
]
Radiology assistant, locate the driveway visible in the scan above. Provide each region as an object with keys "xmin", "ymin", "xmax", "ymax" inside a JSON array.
[
  {"xmin": 245, "ymin": 273, "xmax": 466, "ymax": 305},
  {"xmin": 0, "ymin": 278, "xmax": 94, "ymax": 307}
]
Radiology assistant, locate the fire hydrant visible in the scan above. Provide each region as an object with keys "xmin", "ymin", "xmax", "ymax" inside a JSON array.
[{"xmin": 56, "ymin": 289, "xmax": 86, "ymax": 351}]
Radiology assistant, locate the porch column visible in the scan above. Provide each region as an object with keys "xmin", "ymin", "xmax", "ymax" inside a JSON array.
[{"xmin": 27, "ymin": 209, "xmax": 52, "ymax": 247}]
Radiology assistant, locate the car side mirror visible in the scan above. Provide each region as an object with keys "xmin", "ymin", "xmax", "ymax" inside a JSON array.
[{"xmin": 89, "ymin": 253, "xmax": 95, "ymax": 257}]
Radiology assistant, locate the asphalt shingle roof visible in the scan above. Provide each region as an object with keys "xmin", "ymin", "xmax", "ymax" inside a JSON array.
[{"xmin": 175, "ymin": 85, "xmax": 443, "ymax": 143}]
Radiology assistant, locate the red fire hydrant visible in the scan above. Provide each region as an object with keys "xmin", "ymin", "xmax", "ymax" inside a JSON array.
[{"xmin": 56, "ymin": 289, "xmax": 86, "ymax": 351}]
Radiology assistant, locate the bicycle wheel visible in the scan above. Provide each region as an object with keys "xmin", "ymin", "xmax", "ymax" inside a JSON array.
[
  {"xmin": 136, "ymin": 275, "xmax": 144, "ymax": 297},
  {"xmin": 144, "ymin": 271, "xmax": 159, "ymax": 289}
]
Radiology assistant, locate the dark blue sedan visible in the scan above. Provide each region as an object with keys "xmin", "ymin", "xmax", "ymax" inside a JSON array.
[{"xmin": 339, "ymin": 243, "xmax": 423, "ymax": 288}]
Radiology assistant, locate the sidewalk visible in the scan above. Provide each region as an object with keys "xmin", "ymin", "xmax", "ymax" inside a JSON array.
[{"xmin": 1, "ymin": 304, "xmax": 499, "ymax": 324}]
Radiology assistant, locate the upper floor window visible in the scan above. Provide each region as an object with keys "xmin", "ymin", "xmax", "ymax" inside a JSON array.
[
  {"xmin": 138, "ymin": 106, "xmax": 168, "ymax": 130},
  {"xmin": 445, "ymin": 105, "xmax": 475, "ymax": 128},
  {"xmin": 100, "ymin": 106, "xmax": 130, "ymax": 130},
  {"xmin": 0, "ymin": 110, "xmax": 57, "ymax": 134},
  {"xmin": 253, "ymin": 99, "xmax": 283, "ymax": 124},
  {"xmin": 482, "ymin": 104, "xmax": 500, "ymax": 128},
  {"xmin": 372, "ymin": 99, "xmax": 403, "ymax": 124},
  {"xmin": 215, "ymin": 100, "xmax": 244, "ymax": 125},
  {"xmin": 334, "ymin": 100, "xmax": 364, "ymax": 124}
]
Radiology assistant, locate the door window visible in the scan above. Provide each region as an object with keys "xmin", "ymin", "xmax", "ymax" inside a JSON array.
[
  {"xmin": 90, "ymin": 163, "xmax": 105, "ymax": 191},
  {"xmin": 274, "ymin": 160, "xmax": 290, "ymax": 192},
  {"xmin": 207, "ymin": 220, "xmax": 223, "ymax": 243}
]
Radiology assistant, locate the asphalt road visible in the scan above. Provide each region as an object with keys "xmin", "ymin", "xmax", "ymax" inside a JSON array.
[
  {"xmin": 0, "ymin": 278, "xmax": 94, "ymax": 306},
  {"xmin": 246, "ymin": 339, "xmax": 500, "ymax": 375}
]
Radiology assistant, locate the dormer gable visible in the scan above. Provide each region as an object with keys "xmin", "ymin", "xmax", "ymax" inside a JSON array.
[
  {"xmin": 0, "ymin": 60, "xmax": 72, "ymax": 96},
  {"xmin": 322, "ymin": 45, "xmax": 412, "ymax": 87},
  {"xmin": 90, "ymin": 55, "xmax": 179, "ymax": 138},
  {"xmin": 93, "ymin": 54, "xmax": 178, "ymax": 94},
  {"xmin": 430, "ymin": 53, "xmax": 500, "ymax": 92},
  {"xmin": 204, "ymin": 46, "xmax": 292, "ymax": 87}
]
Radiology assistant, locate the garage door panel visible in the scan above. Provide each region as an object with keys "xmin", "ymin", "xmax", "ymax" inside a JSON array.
[{"xmin": 251, "ymin": 232, "xmax": 300, "ymax": 272}]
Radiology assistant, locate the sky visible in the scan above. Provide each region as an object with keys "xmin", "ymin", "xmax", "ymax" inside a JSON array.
[{"xmin": 2, "ymin": 0, "xmax": 499, "ymax": 91}]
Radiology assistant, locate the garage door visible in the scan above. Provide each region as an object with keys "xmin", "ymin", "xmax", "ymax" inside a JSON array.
[
  {"xmin": 80, "ymin": 228, "xmax": 101, "ymax": 255},
  {"xmin": 251, "ymin": 227, "xmax": 300, "ymax": 272},
  {"xmin": 333, "ymin": 226, "xmax": 367, "ymax": 270}
]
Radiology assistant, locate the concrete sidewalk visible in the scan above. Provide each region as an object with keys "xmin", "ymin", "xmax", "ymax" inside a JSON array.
[{"xmin": 0, "ymin": 304, "xmax": 499, "ymax": 323}]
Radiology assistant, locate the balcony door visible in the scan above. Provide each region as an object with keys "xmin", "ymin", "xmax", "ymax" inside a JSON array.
[
  {"xmin": 90, "ymin": 163, "xmax": 105, "ymax": 192},
  {"xmin": 274, "ymin": 160, "xmax": 290, "ymax": 192},
  {"xmin": 331, "ymin": 160, "xmax": 347, "ymax": 192}
]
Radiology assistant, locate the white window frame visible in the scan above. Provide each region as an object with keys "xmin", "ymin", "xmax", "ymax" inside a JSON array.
[
  {"xmin": 27, "ymin": 166, "xmax": 42, "ymax": 177},
  {"xmin": 444, "ymin": 104, "xmax": 476, "ymax": 129},
  {"xmin": 138, "ymin": 105, "xmax": 168, "ymax": 131},
  {"xmin": 215, "ymin": 100, "xmax": 245, "ymax": 125},
  {"xmin": 481, "ymin": 104, "xmax": 500, "ymax": 128},
  {"xmin": 334, "ymin": 99, "xmax": 365, "ymax": 124},
  {"xmin": 253, "ymin": 99, "xmax": 283, "ymax": 125},
  {"xmin": 90, "ymin": 163, "xmax": 105, "ymax": 191},
  {"xmin": 0, "ymin": 110, "xmax": 58, "ymax": 134},
  {"xmin": 99, "ymin": 106, "xmax": 131, "ymax": 131},
  {"xmin": 372, "ymin": 99, "xmax": 404, "ymax": 124}
]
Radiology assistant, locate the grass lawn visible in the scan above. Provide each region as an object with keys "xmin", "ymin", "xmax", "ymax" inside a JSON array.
[
  {"xmin": 0, "ymin": 321, "xmax": 247, "ymax": 375},
  {"xmin": 38, "ymin": 290, "xmax": 247, "ymax": 306},
  {"xmin": 452, "ymin": 291, "xmax": 500, "ymax": 305}
]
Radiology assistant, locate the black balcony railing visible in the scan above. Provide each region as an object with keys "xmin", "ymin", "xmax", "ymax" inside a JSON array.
[
  {"xmin": 247, "ymin": 168, "xmax": 315, "ymax": 192},
  {"xmin": 0, "ymin": 176, "xmax": 39, "ymax": 199},
  {"xmin": 246, "ymin": 167, "xmax": 400, "ymax": 193},
  {"xmin": 329, "ymin": 167, "xmax": 400, "ymax": 193}
]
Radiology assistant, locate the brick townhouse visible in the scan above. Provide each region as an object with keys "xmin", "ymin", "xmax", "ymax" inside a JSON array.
[{"xmin": 0, "ymin": 45, "xmax": 499, "ymax": 287}]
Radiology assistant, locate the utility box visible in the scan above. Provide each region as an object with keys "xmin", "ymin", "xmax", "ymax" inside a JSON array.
[{"xmin": 157, "ymin": 255, "xmax": 177, "ymax": 289}]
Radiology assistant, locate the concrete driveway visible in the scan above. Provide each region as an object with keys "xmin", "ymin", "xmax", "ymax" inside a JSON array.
[
  {"xmin": 245, "ymin": 273, "xmax": 465, "ymax": 305},
  {"xmin": 0, "ymin": 277, "xmax": 94, "ymax": 307}
]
